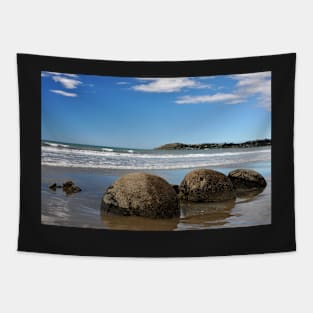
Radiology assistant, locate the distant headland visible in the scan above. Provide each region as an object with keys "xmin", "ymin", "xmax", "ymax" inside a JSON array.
[{"xmin": 154, "ymin": 139, "xmax": 271, "ymax": 150}]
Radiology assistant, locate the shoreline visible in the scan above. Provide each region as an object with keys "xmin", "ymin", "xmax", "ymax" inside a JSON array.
[
  {"xmin": 41, "ymin": 163, "xmax": 271, "ymax": 231},
  {"xmin": 42, "ymin": 142, "xmax": 271, "ymax": 171}
]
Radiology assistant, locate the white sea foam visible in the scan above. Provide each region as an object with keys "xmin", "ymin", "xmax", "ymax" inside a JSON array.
[
  {"xmin": 41, "ymin": 144, "xmax": 271, "ymax": 170},
  {"xmin": 41, "ymin": 159, "xmax": 268, "ymax": 170},
  {"xmin": 42, "ymin": 145, "xmax": 269, "ymax": 159},
  {"xmin": 43, "ymin": 142, "xmax": 69, "ymax": 148}
]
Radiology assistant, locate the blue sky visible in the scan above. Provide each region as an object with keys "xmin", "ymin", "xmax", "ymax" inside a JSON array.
[{"xmin": 41, "ymin": 71, "xmax": 271, "ymax": 149}]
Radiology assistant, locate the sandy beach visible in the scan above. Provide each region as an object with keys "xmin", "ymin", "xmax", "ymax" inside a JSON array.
[
  {"xmin": 40, "ymin": 71, "xmax": 272, "ymax": 231},
  {"xmin": 41, "ymin": 160, "xmax": 271, "ymax": 231}
]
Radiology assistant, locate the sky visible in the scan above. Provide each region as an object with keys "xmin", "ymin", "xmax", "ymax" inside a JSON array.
[{"xmin": 41, "ymin": 71, "xmax": 271, "ymax": 149}]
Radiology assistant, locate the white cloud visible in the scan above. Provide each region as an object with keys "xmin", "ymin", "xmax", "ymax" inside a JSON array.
[
  {"xmin": 232, "ymin": 72, "xmax": 270, "ymax": 84},
  {"xmin": 117, "ymin": 81, "xmax": 129, "ymax": 85},
  {"xmin": 45, "ymin": 71, "xmax": 62, "ymax": 76},
  {"xmin": 135, "ymin": 78, "xmax": 156, "ymax": 81},
  {"xmin": 63, "ymin": 73, "xmax": 79, "ymax": 78},
  {"xmin": 42, "ymin": 71, "xmax": 81, "ymax": 88},
  {"xmin": 50, "ymin": 89, "xmax": 77, "ymax": 97},
  {"xmin": 191, "ymin": 83, "xmax": 212, "ymax": 89},
  {"xmin": 175, "ymin": 71, "xmax": 271, "ymax": 110},
  {"xmin": 232, "ymin": 71, "xmax": 271, "ymax": 110},
  {"xmin": 176, "ymin": 93, "xmax": 241, "ymax": 104},
  {"xmin": 198, "ymin": 76, "xmax": 216, "ymax": 80},
  {"xmin": 132, "ymin": 77, "xmax": 210, "ymax": 93},
  {"xmin": 44, "ymin": 71, "xmax": 78, "ymax": 78},
  {"xmin": 52, "ymin": 75, "xmax": 82, "ymax": 89},
  {"xmin": 132, "ymin": 78, "xmax": 196, "ymax": 93}
]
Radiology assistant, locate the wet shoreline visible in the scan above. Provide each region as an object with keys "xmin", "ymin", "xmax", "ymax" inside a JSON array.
[{"xmin": 41, "ymin": 164, "xmax": 271, "ymax": 231}]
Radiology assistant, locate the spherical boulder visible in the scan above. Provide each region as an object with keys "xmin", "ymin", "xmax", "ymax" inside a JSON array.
[
  {"xmin": 179, "ymin": 169, "xmax": 235, "ymax": 202},
  {"xmin": 228, "ymin": 169, "xmax": 267, "ymax": 190},
  {"xmin": 102, "ymin": 173, "xmax": 179, "ymax": 218}
]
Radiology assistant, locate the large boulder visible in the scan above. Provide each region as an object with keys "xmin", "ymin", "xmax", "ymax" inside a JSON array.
[
  {"xmin": 102, "ymin": 173, "xmax": 179, "ymax": 218},
  {"xmin": 179, "ymin": 169, "xmax": 235, "ymax": 202},
  {"xmin": 228, "ymin": 169, "xmax": 266, "ymax": 190}
]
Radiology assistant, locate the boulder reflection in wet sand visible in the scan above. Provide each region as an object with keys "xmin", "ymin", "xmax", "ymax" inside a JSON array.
[
  {"xmin": 179, "ymin": 199, "xmax": 235, "ymax": 229},
  {"xmin": 101, "ymin": 211, "xmax": 179, "ymax": 231},
  {"xmin": 235, "ymin": 187, "xmax": 265, "ymax": 199}
]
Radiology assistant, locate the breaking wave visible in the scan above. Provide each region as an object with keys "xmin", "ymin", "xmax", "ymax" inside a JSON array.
[{"xmin": 41, "ymin": 141, "xmax": 271, "ymax": 170}]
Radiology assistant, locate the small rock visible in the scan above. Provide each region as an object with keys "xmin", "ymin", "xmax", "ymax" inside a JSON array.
[
  {"xmin": 49, "ymin": 183, "xmax": 57, "ymax": 190},
  {"xmin": 63, "ymin": 181, "xmax": 75, "ymax": 188},
  {"xmin": 49, "ymin": 181, "xmax": 81, "ymax": 194},
  {"xmin": 72, "ymin": 186, "xmax": 82, "ymax": 192},
  {"xmin": 62, "ymin": 181, "xmax": 82, "ymax": 194}
]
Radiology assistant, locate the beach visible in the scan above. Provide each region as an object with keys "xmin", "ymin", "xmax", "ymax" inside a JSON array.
[{"xmin": 41, "ymin": 142, "xmax": 271, "ymax": 231}]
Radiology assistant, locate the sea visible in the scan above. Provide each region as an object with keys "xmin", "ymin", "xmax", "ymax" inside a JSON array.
[
  {"xmin": 42, "ymin": 140, "xmax": 271, "ymax": 173},
  {"xmin": 41, "ymin": 140, "xmax": 271, "ymax": 230}
]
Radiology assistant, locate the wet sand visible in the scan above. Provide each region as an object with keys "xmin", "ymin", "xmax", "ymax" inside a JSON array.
[{"xmin": 41, "ymin": 165, "xmax": 271, "ymax": 231}]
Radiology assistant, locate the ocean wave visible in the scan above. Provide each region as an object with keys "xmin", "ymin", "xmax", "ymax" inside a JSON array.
[
  {"xmin": 41, "ymin": 159, "xmax": 268, "ymax": 170},
  {"xmin": 42, "ymin": 145, "xmax": 269, "ymax": 159},
  {"xmin": 43, "ymin": 142, "xmax": 69, "ymax": 148},
  {"xmin": 41, "ymin": 144, "xmax": 271, "ymax": 170}
]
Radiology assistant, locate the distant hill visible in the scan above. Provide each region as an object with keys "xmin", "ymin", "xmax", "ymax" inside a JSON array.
[{"xmin": 155, "ymin": 139, "xmax": 271, "ymax": 150}]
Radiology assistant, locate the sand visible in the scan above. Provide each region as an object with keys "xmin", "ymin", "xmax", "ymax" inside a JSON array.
[{"xmin": 41, "ymin": 165, "xmax": 271, "ymax": 231}]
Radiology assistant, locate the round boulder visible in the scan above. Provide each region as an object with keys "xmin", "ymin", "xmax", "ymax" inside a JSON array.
[
  {"xmin": 179, "ymin": 169, "xmax": 235, "ymax": 202},
  {"xmin": 102, "ymin": 173, "xmax": 179, "ymax": 218},
  {"xmin": 228, "ymin": 169, "xmax": 267, "ymax": 190}
]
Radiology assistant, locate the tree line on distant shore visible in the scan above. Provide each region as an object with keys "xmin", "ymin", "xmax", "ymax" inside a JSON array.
[{"xmin": 155, "ymin": 139, "xmax": 271, "ymax": 150}]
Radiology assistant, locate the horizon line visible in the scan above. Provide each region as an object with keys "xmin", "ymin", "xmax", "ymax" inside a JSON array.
[{"xmin": 42, "ymin": 137, "xmax": 272, "ymax": 150}]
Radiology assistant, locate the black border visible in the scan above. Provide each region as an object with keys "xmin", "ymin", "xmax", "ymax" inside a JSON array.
[{"xmin": 17, "ymin": 53, "xmax": 296, "ymax": 257}]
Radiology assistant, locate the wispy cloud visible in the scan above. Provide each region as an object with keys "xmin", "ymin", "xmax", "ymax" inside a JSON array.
[
  {"xmin": 44, "ymin": 71, "xmax": 78, "ymax": 78},
  {"xmin": 42, "ymin": 71, "xmax": 82, "ymax": 89},
  {"xmin": 52, "ymin": 76, "xmax": 82, "ymax": 89},
  {"xmin": 42, "ymin": 71, "xmax": 92, "ymax": 98},
  {"xmin": 117, "ymin": 81, "xmax": 129, "ymax": 85},
  {"xmin": 44, "ymin": 71, "xmax": 62, "ymax": 76},
  {"xmin": 50, "ymin": 89, "xmax": 77, "ymax": 97},
  {"xmin": 198, "ymin": 76, "xmax": 216, "ymax": 80},
  {"xmin": 231, "ymin": 72, "xmax": 271, "ymax": 110},
  {"xmin": 176, "ymin": 93, "xmax": 242, "ymax": 104},
  {"xmin": 176, "ymin": 71, "xmax": 271, "ymax": 110},
  {"xmin": 63, "ymin": 73, "xmax": 79, "ymax": 78},
  {"xmin": 132, "ymin": 77, "xmax": 211, "ymax": 93}
]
